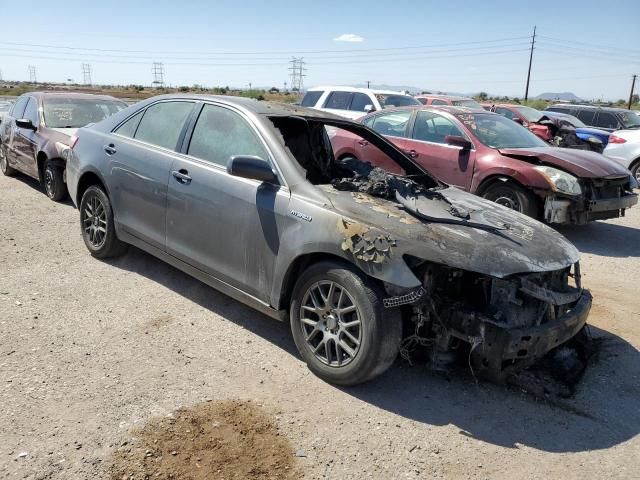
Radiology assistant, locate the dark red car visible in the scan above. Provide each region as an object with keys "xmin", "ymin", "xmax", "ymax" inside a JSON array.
[
  {"xmin": 482, "ymin": 103, "xmax": 553, "ymax": 141},
  {"xmin": 330, "ymin": 106, "xmax": 637, "ymax": 224}
]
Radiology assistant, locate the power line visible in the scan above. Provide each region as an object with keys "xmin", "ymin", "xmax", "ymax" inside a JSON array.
[
  {"xmin": 81, "ymin": 63, "xmax": 92, "ymax": 85},
  {"xmin": 0, "ymin": 36, "xmax": 532, "ymax": 56},
  {"xmin": 537, "ymin": 35, "xmax": 640, "ymax": 55}
]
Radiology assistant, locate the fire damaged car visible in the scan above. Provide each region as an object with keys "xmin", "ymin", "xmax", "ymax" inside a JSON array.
[{"xmin": 66, "ymin": 95, "xmax": 592, "ymax": 386}]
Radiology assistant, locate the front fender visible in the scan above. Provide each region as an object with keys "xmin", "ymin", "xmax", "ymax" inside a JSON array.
[{"xmin": 473, "ymin": 165, "xmax": 553, "ymax": 196}]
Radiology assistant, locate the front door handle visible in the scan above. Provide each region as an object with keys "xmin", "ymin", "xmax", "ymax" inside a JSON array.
[
  {"xmin": 404, "ymin": 149, "xmax": 418, "ymax": 158},
  {"xmin": 104, "ymin": 144, "xmax": 117, "ymax": 155},
  {"xmin": 358, "ymin": 140, "xmax": 369, "ymax": 147},
  {"xmin": 172, "ymin": 169, "xmax": 192, "ymax": 184}
]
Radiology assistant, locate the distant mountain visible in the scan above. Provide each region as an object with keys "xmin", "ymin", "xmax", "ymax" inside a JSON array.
[
  {"xmin": 353, "ymin": 83, "xmax": 421, "ymax": 93},
  {"xmin": 535, "ymin": 92, "xmax": 583, "ymax": 101}
]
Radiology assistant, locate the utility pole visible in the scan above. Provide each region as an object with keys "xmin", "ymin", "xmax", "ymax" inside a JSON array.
[
  {"xmin": 366, "ymin": 80, "xmax": 370, "ymax": 88},
  {"xmin": 152, "ymin": 62, "xmax": 165, "ymax": 88},
  {"xmin": 628, "ymin": 74, "xmax": 637, "ymax": 110},
  {"xmin": 524, "ymin": 25, "xmax": 536, "ymax": 101},
  {"xmin": 82, "ymin": 63, "xmax": 92, "ymax": 86},
  {"xmin": 28, "ymin": 65, "xmax": 37, "ymax": 83}
]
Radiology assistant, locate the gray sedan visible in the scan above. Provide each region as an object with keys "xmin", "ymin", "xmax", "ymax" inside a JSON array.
[{"xmin": 65, "ymin": 95, "xmax": 591, "ymax": 385}]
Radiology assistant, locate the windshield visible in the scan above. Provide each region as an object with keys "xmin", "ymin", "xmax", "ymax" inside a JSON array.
[
  {"xmin": 514, "ymin": 106, "xmax": 544, "ymax": 123},
  {"xmin": 375, "ymin": 94, "xmax": 421, "ymax": 108},
  {"xmin": 619, "ymin": 110, "xmax": 640, "ymax": 129},
  {"xmin": 457, "ymin": 113, "xmax": 549, "ymax": 149},
  {"xmin": 452, "ymin": 99, "xmax": 483, "ymax": 109},
  {"xmin": 43, "ymin": 98, "xmax": 127, "ymax": 128}
]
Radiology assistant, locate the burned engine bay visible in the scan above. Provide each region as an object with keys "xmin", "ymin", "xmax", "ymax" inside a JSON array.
[{"xmin": 271, "ymin": 115, "xmax": 594, "ymax": 393}]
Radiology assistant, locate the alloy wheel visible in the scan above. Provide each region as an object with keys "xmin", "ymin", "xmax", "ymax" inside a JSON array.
[
  {"xmin": 493, "ymin": 191, "xmax": 522, "ymax": 212},
  {"xmin": 82, "ymin": 195, "xmax": 107, "ymax": 248},
  {"xmin": 299, "ymin": 280, "xmax": 362, "ymax": 367},
  {"xmin": 44, "ymin": 166, "xmax": 55, "ymax": 197}
]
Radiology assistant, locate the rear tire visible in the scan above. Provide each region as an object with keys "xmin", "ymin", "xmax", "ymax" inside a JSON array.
[
  {"xmin": 290, "ymin": 261, "xmax": 402, "ymax": 386},
  {"xmin": 0, "ymin": 146, "xmax": 16, "ymax": 176},
  {"xmin": 481, "ymin": 181, "xmax": 539, "ymax": 218},
  {"xmin": 43, "ymin": 160, "xmax": 67, "ymax": 201},
  {"xmin": 79, "ymin": 185, "xmax": 128, "ymax": 258}
]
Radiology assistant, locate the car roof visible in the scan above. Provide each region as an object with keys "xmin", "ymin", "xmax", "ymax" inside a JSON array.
[
  {"xmin": 366, "ymin": 104, "xmax": 494, "ymax": 116},
  {"xmin": 548, "ymin": 103, "xmax": 631, "ymax": 113},
  {"xmin": 306, "ymin": 86, "xmax": 408, "ymax": 95},
  {"xmin": 125, "ymin": 93, "xmax": 349, "ymax": 120},
  {"xmin": 20, "ymin": 91, "xmax": 125, "ymax": 101},
  {"xmin": 415, "ymin": 94, "xmax": 474, "ymax": 101}
]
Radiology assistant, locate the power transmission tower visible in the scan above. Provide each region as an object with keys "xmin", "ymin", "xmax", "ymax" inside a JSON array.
[
  {"xmin": 28, "ymin": 65, "xmax": 37, "ymax": 83},
  {"xmin": 628, "ymin": 74, "xmax": 637, "ymax": 110},
  {"xmin": 524, "ymin": 25, "xmax": 536, "ymax": 101},
  {"xmin": 289, "ymin": 57, "xmax": 306, "ymax": 92},
  {"xmin": 82, "ymin": 63, "xmax": 92, "ymax": 85},
  {"xmin": 152, "ymin": 62, "xmax": 165, "ymax": 88}
]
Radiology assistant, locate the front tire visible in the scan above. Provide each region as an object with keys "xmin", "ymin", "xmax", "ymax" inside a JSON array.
[
  {"xmin": 0, "ymin": 146, "xmax": 16, "ymax": 176},
  {"xmin": 43, "ymin": 160, "xmax": 67, "ymax": 201},
  {"xmin": 631, "ymin": 161, "xmax": 640, "ymax": 185},
  {"xmin": 290, "ymin": 261, "xmax": 402, "ymax": 386},
  {"xmin": 79, "ymin": 185, "xmax": 128, "ymax": 258},
  {"xmin": 481, "ymin": 181, "xmax": 539, "ymax": 218}
]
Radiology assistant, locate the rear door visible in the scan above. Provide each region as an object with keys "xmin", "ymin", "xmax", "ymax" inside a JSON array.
[
  {"xmin": 108, "ymin": 100, "xmax": 196, "ymax": 249},
  {"xmin": 166, "ymin": 102, "xmax": 290, "ymax": 301},
  {"xmin": 409, "ymin": 110, "xmax": 476, "ymax": 189}
]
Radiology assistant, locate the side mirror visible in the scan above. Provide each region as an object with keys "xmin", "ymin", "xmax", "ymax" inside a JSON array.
[
  {"xmin": 364, "ymin": 104, "xmax": 376, "ymax": 113},
  {"xmin": 227, "ymin": 155, "xmax": 278, "ymax": 183},
  {"xmin": 444, "ymin": 135, "xmax": 472, "ymax": 150},
  {"xmin": 16, "ymin": 118, "xmax": 36, "ymax": 131}
]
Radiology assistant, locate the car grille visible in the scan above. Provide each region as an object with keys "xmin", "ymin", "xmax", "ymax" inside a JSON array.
[{"xmin": 582, "ymin": 175, "xmax": 629, "ymax": 200}]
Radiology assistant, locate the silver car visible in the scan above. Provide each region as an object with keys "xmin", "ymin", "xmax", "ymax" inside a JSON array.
[{"xmin": 66, "ymin": 95, "xmax": 592, "ymax": 385}]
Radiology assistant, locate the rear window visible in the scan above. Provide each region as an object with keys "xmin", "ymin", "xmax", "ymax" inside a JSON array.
[{"xmin": 301, "ymin": 90, "xmax": 323, "ymax": 107}]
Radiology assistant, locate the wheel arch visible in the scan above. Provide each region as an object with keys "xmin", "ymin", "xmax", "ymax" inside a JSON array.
[{"xmin": 76, "ymin": 170, "xmax": 110, "ymax": 206}]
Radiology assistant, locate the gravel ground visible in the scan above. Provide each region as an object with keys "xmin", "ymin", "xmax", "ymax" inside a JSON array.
[{"xmin": 1, "ymin": 172, "xmax": 639, "ymax": 480}]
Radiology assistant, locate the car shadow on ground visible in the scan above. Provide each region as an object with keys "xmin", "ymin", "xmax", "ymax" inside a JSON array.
[
  {"xmin": 8, "ymin": 172, "xmax": 75, "ymax": 207},
  {"xmin": 557, "ymin": 221, "xmax": 640, "ymax": 257},
  {"xmin": 106, "ymin": 247, "xmax": 640, "ymax": 454}
]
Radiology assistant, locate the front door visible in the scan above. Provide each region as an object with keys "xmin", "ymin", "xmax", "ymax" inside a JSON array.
[
  {"xmin": 409, "ymin": 110, "xmax": 476, "ymax": 190},
  {"xmin": 166, "ymin": 103, "xmax": 290, "ymax": 301},
  {"xmin": 13, "ymin": 97, "xmax": 40, "ymax": 177}
]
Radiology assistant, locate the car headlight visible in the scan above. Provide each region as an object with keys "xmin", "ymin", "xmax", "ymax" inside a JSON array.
[{"xmin": 534, "ymin": 165, "xmax": 582, "ymax": 196}]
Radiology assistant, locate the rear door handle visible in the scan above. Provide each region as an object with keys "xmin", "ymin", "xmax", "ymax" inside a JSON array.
[
  {"xmin": 172, "ymin": 169, "xmax": 192, "ymax": 184},
  {"xmin": 404, "ymin": 149, "xmax": 418, "ymax": 158},
  {"xmin": 104, "ymin": 144, "xmax": 117, "ymax": 155}
]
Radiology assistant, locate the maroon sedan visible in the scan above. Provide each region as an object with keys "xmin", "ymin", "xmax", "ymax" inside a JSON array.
[{"xmin": 330, "ymin": 106, "xmax": 637, "ymax": 224}]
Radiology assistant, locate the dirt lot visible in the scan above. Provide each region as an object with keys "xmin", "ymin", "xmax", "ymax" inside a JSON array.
[{"xmin": 1, "ymin": 172, "xmax": 639, "ymax": 479}]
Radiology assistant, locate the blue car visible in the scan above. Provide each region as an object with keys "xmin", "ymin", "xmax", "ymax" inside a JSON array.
[{"xmin": 541, "ymin": 111, "xmax": 611, "ymax": 146}]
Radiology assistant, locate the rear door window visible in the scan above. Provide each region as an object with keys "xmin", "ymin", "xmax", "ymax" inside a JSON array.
[
  {"xmin": 370, "ymin": 111, "xmax": 412, "ymax": 138},
  {"xmin": 323, "ymin": 91, "xmax": 353, "ymax": 110},
  {"xmin": 546, "ymin": 106, "xmax": 570, "ymax": 114},
  {"xmin": 576, "ymin": 109, "xmax": 596, "ymax": 125},
  {"xmin": 594, "ymin": 112, "xmax": 620, "ymax": 129},
  {"xmin": 495, "ymin": 107, "xmax": 516, "ymax": 120},
  {"xmin": 114, "ymin": 110, "xmax": 144, "ymax": 138},
  {"xmin": 349, "ymin": 93, "xmax": 373, "ymax": 112},
  {"xmin": 187, "ymin": 104, "xmax": 269, "ymax": 167},
  {"xmin": 134, "ymin": 101, "xmax": 194, "ymax": 150},
  {"xmin": 300, "ymin": 91, "xmax": 323, "ymax": 107},
  {"xmin": 431, "ymin": 99, "xmax": 448, "ymax": 106}
]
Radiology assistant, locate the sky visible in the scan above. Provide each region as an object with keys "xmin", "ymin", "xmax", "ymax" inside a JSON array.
[{"xmin": 0, "ymin": 0, "xmax": 638, "ymax": 100}]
